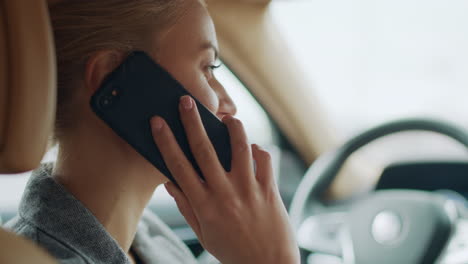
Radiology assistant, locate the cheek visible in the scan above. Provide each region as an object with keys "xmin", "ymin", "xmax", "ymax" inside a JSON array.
[
  {"xmin": 187, "ymin": 75, "xmax": 219, "ymax": 113},
  {"xmin": 170, "ymin": 64, "xmax": 219, "ymax": 113}
]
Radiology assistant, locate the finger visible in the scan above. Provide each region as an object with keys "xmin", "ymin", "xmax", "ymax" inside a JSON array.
[
  {"xmin": 151, "ymin": 116, "xmax": 205, "ymax": 203},
  {"xmin": 178, "ymin": 96, "xmax": 227, "ymax": 188},
  {"xmin": 223, "ymin": 115, "xmax": 254, "ymax": 179},
  {"xmin": 165, "ymin": 182, "xmax": 202, "ymax": 237},
  {"xmin": 252, "ymin": 144, "xmax": 274, "ymax": 186}
]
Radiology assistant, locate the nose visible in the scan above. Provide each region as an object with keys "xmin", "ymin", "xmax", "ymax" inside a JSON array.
[
  {"xmin": 212, "ymin": 78, "xmax": 237, "ymax": 119},
  {"xmin": 218, "ymin": 95, "xmax": 237, "ymax": 119}
]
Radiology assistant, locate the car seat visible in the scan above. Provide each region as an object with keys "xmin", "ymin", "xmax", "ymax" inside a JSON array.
[{"xmin": 0, "ymin": 0, "xmax": 57, "ymax": 262}]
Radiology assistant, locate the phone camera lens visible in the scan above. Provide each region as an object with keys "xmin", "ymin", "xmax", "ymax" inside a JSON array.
[{"xmin": 100, "ymin": 95, "xmax": 113, "ymax": 108}]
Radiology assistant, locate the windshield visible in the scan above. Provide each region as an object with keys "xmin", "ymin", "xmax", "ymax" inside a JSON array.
[{"xmin": 272, "ymin": 0, "xmax": 468, "ymax": 164}]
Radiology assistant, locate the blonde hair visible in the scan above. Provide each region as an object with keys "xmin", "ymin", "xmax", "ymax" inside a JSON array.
[{"xmin": 48, "ymin": 0, "xmax": 202, "ymax": 139}]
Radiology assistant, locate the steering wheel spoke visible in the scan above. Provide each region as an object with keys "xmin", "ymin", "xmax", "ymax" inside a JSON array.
[{"xmin": 437, "ymin": 219, "xmax": 468, "ymax": 264}]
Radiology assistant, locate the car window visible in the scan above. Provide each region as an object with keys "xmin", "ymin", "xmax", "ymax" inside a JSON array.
[
  {"xmin": 271, "ymin": 0, "xmax": 468, "ymax": 166},
  {"xmin": 0, "ymin": 147, "xmax": 57, "ymax": 222}
]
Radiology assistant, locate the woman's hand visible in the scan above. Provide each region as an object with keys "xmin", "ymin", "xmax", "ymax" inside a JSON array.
[{"xmin": 150, "ymin": 96, "xmax": 300, "ymax": 264}]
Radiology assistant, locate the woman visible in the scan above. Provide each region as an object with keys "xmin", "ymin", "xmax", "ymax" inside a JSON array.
[{"xmin": 7, "ymin": 0, "xmax": 300, "ymax": 263}]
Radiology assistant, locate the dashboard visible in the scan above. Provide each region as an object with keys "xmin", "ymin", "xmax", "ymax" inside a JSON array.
[{"xmin": 376, "ymin": 161, "xmax": 468, "ymax": 200}]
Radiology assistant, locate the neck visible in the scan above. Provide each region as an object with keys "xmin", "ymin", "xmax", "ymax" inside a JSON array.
[{"xmin": 53, "ymin": 124, "xmax": 166, "ymax": 253}]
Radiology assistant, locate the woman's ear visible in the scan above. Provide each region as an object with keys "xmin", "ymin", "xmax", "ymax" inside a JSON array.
[{"xmin": 84, "ymin": 50, "xmax": 124, "ymax": 95}]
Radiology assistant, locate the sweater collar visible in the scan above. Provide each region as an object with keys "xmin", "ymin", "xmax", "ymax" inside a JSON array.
[{"xmin": 18, "ymin": 163, "xmax": 130, "ymax": 264}]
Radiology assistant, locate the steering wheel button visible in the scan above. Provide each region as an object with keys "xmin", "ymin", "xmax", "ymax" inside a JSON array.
[{"xmin": 372, "ymin": 211, "xmax": 403, "ymax": 245}]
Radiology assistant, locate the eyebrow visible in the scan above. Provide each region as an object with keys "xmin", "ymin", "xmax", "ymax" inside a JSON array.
[{"xmin": 200, "ymin": 42, "xmax": 219, "ymax": 60}]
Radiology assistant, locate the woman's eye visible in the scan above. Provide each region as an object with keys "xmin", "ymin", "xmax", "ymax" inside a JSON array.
[
  {"xmin": 208, "ymin": 63, "xmax": 222, "ymax": 72},
  {"xmin": 204, "ymin": 62, "xmax": 222, "ymax": 79}
]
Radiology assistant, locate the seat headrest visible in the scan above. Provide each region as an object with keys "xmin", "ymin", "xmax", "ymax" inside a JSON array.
[{"xmin": 0, "ymin": 0, "xmax": 56, "ymax": 173}]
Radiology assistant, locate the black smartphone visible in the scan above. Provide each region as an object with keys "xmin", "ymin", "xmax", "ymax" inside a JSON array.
[{"xmin": 90, "ymin": 51, "xmax": 231, "ymax": 184}]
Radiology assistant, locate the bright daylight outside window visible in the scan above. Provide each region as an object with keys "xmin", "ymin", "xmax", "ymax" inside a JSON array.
[
  {"xmin": 271, "ymin": 0, "xmax": 468, "ymax": 166},
  {"xmin": 0, "ymin": 64, "xmax": 279, "ymax": 222}
]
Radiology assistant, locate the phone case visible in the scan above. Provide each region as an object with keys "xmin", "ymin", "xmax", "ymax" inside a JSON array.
[{"xmin": 90, "ymin": 51, "xmax": 232, "ymax": 184}]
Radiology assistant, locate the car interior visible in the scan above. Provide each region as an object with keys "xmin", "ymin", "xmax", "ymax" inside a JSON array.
[{"xmin": 2, "ymin": 0, "xmax": 468, "ymax": 263}]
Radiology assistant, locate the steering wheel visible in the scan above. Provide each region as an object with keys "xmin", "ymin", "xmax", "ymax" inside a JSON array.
[{"xmin": 289, "ymin": 118, "xmax": 468, "ymax": 264}]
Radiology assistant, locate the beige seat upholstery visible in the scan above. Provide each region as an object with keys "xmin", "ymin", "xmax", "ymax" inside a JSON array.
[
  {"xmin": 0, "ymin": 0, "xmax": 57, "ymax": 262},
  {"xmin": 0, "ymin": 230, "xmax": 56, "ymax": 263},
  {"xmin": 0, "ymin": 0, "xmax": 56, "ymax": 173}
]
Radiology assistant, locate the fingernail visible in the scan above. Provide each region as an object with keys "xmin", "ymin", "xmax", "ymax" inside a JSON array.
[
  {"xmin": 180, "ymin": 96, "xmax": 193, "ymax": 110},
  {"xmin": 152, "ymin": 117, "xmax": 164, "ymax": 131}
]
